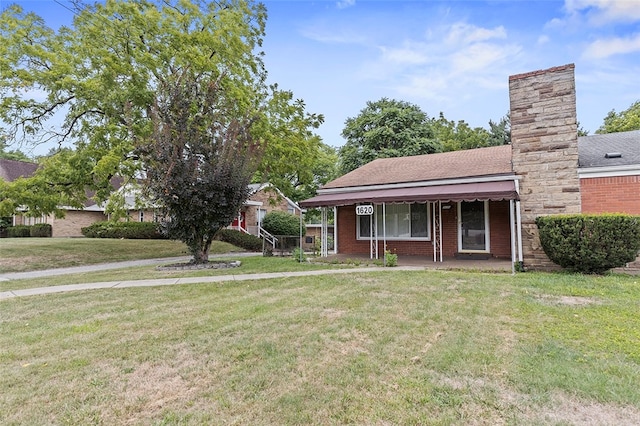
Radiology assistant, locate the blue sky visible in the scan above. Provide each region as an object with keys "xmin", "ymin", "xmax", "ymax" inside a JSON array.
[{"xmin": 4, "ymin": 0, "xmax": 640, "ymax": 152}]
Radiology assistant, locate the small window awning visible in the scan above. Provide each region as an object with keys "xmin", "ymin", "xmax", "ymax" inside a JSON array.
[{"xmin": 300, "ymin": 180, "xmax": 519, "ymax": 208}]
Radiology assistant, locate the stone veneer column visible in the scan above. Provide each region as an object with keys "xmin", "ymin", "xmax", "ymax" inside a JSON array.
[{"xmin": 509, "ymin": 64, "xmax": 581, "ymax": 270}]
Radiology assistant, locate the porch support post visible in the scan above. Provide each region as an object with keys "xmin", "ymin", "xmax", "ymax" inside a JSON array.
[
  {"xmin": 382, "ymin": 203, "xmax": 387, "ymax": 266},
  {"xmin": 439, "ymin": 201, "xmax": 443, "ymax": 262},
  {"xmin": 321, "ymin": 207, "xmax": 328, "ymax": 257},
  {"xmin": 369, "ymin": 212, "xmax": 373, "ymax": 260},
  {"xmin": 515, "ymin": 180, "xmax": 523, "ymax": 264},
  {"xmin": 432, "ymin": 201, "xmax": 436, "ymax": 263},
  {"xmin": 374, "ymin": 205, "xmax": 379, "ymax": 260},
  {"xmin": 510, "ymin": 199, "xmax": 516, "ymax": 274},
  {"xmin": 332, "ymin": 207, "xmax": 338, "ymax": 254}
]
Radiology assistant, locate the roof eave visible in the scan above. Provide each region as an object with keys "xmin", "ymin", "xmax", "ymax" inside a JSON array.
[{"xmin": 317, "ymin": 173, "xmax": 519, "ymax": 195}]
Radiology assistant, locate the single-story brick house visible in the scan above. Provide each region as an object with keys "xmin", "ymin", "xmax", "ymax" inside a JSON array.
[
  {"xmin": 301, "ymin": 64, "xmax": 640, "ymax": 271},
  {"xmin": 229, "ymin": 182, "xmax": 303, "ymax": 236}
]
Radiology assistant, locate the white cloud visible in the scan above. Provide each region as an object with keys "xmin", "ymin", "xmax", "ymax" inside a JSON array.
[
  {"xmin": 583, "ymin": 33, "xmax": 640, "ymax": 59},
  {"xmin": 445, "ymin": 23, "xmax": 507, "ymax": 45},
  {"xmin": 301, "ymin": 27, "xmax": 368, "ymax": 45},
  {"xmin": 565, "ymin": 0, "xmax": 640, "ymax": 25},
  {"xmin": 364, "ymin": 21, "xmax": 521, "ymax": 104},
  {"xmin": 336, "ymin": 0, "xmax": 355, "ymax": 10},
  {"xmin": 379, "ymin": 42, "xmax": 430, "ymax": 65},
  {"xmin": 537, "ymin": 35, "xmax": 550, "ymax": 45}
]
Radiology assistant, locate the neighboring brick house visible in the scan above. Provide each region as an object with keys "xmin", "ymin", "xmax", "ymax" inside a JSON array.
[
  {"xmin": 301, "ymin": 64, "xmax": 640, "ymax": 271},
  {"xmin": 0, "ymin": 164, "xmax": 158, "ymax": 236},
  {"xmin": 1, "ymin": 160, "xmax": 299, "ymax": 238},
  {"xmin": 230, "ymin": 183, "xmax": 302, "ymax": 236},
  {"xmin": 578, "ymin": 130, "xmax": 640, "ymax": 215}
]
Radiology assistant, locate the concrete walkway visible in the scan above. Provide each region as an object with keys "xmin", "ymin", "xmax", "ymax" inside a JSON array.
[
  {"xmin": 0, "ymin": 252, "xmax": 515, "ymax": 300},
  {"xmin": 0, "ymin": 263, "xmax": 422, "ymax": 300}
]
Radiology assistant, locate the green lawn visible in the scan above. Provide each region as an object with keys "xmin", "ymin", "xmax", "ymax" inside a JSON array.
[
  {"xmin": 0, "ymin": 255, "xmax": 356, "ymax": 292},
  {"xmin": 2, "ymin": 270, "xmax": 640, "ymax": 424},
  {"xmin": 0, "ymin": 238, "xmax": 238, "ymax": 273}
]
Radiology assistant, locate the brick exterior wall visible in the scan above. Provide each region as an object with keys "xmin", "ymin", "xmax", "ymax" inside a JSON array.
[
  {"xmin": 335, "ymin": 201, "xmax": 513, "ymax": 259},
  {"xmin": 242, "ymin": 187, "xmax": 300, "ymax": 235},
  {"xmin": 50, "ymin": 211, "xmax": 107, "ymax": 237},
  {"xmin": 126, "ymin": 209, "xmax": 157, "ymax": 223},
  {"xmin": 581, "ymin": 175, "xmax": 640, "ymax": 214},
  {"xmin": 509, "ymin": 64, "xmax": 581, "ymax": 270}
]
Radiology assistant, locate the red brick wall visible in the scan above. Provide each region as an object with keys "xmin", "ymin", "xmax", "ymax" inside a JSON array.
[
  {"xmin": 580, "ymin": 175, "xmax": 640, "ymax": 214},
  {"xmin": 489, "ymin": 201, "xmax": 512, "ymax": 259},
  {"xmin": 336, "ymin": 201, "xmax": 513, "ymax": 258}
]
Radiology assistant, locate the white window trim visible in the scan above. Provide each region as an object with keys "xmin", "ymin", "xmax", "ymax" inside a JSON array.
[
  {"xmin": 457, "ymin": 201, "xmax": 490, "ymax": 253},
  {"xmin": 356, "ymin": 203, "xmax": 431, "ymax": 242}
]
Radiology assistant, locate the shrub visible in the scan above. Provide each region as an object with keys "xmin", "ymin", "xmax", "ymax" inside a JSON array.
[
  {"xmin": 6, "ymin": 225, "xmax": 31, "ymax": 238},
  {"xmin": 536, "ymin": 213, "xmax": 640, "ymax": 274},
  {"xmin": 291, "ymin": 247, "xmax": 307, "ymax": 262},
  {"xmin": 30, "ymin": 223, "xmax": 52, "ymax": 237},
  {"xmin": 81, "ymin": 221, "xmax": 165, "ymax": 239},
  {"xmin": 262, "ymin": 211, "xmax": 305, "ymax": 237},
  {"xmin": 215, "ymin": 229, "xmax": 263, "ymax": 251},
  {"xmin": 384, "ymin": 250, "xmax": 398, "ymax": 267}
]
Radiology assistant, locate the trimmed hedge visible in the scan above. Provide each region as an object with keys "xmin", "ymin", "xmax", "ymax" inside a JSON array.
[
  {"xmin": 30, "ymin": 223, "xmax": 52, "ymax": 237},
  {"xmin": 81, "ymin": 221, "xmax": 166, "ymax": 239},
  {"xmin": 215, "ymin": 229, "xmax": 262, "ymax": 252},
  {"xmin": 6, "ymin": 225, "xmax": 31, "ymax": 238},
  {"xmin": 536, "ymin": 213, "xmax": 640, "ymax": 274},
  {"xmin": 262, "ymin": 211, "xmax": 305, "ymax": 237}
]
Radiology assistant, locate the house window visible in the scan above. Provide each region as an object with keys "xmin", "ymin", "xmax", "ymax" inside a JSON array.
[
  {"xmin": 357, "ymin": 203, "xmax": 430, "ymax": 240},
  {"xmin": 257, "ymin": 208, "xmax": 267, "ymax": 226},
  {"xmin": 139, "ymin": 210, "xmax": 144, "ymax": 222}
]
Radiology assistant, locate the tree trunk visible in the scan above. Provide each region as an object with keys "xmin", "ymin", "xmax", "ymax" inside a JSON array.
[{"xmin": 191, "ymin": 235, "xmax": 214, "ymax": 264}]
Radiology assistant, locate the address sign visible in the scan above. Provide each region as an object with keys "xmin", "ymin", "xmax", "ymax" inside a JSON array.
[{"xmin": 356, "ymin": 205, "xmax": 374, "ymax": 216}]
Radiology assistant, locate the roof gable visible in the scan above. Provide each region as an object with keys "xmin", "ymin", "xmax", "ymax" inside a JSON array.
[
  {"xmin": 0, "ymin": 158, "xmax": 38, "ymax": 182},
  {"xmin": 578, "ymin": 130, "xmax": 640, "ymax": 168},
  {"xmin": 324, "ymin": 145, "xmax": 514, "ymax": 189}
]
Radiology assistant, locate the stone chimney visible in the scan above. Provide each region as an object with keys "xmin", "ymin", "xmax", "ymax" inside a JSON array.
[{"xmin": 509, "ymin": 64, "xmax": 581, "ymax": 270}]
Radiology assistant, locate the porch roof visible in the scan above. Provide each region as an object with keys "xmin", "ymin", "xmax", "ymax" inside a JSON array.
[{"xmin": 299, "ymin": 180, "xmax": 519, "ymax": 208}]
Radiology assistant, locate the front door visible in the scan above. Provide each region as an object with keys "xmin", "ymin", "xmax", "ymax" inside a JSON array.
[{"xmin": 458, "ymin": 201, "xmax": 489, "ymax": 252}]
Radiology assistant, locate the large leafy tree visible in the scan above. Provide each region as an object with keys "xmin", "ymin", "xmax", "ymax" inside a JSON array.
[
  {"xmin": 487, "ymin": 113, "xmax": 511, "ymax": 146},
  {"xmin": 139, "ymin": 72, "xmax": 264, "ymax": 262},
  {"xmin": 0, "ymin": 133, "xmax": 30, "ymax": 161},
  {"xmin": 432, "ymin": 112, "xmax": 494, "ymax": 152},
  {"xmin": 0, "ymin": 0, "xmax": 321, "ymax": 261},
  {"xmin": 596, "ymin": 100, "xmax": 640, "ymax": 134},
  {"xmin": 338, "ymin": 98, "xmax": 441, "ymax": 175}
]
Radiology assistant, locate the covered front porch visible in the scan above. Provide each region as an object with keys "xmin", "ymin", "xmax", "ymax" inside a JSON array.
[{"xmin": 300, "ymin": 179, "xmax": 524, "ymax": 273}]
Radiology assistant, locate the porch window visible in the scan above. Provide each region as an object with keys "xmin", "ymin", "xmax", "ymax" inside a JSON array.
[{"xmin": 357, "ymin": 203, "xmax": 430, "ymax": 240}]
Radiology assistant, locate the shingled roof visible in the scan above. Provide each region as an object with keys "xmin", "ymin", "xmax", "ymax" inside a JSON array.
[
  {"xmin": 578, "ymin": 130, "xmax": 640, "ymax": 168},
  {"xmin": 0, "ymin": 158, "xmax": 38, "ymax": 182},
  {"xmin": 324, "ymin": 144, "xmax": 514, "ymax": 189}
]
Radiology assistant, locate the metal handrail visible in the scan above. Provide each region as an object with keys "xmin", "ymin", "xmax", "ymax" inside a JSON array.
[{"xmin": 258, "ymin": 226, "xmax": 278, "ymax": 248}]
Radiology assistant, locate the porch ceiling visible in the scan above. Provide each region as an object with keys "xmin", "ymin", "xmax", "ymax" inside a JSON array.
[{"xmin": 299, "ymin": 180, "xmax": 519, "ymax": 208}]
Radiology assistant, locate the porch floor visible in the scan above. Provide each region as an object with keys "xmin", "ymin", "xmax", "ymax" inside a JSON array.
[{"xmin": 315, "ymin": 253, "xmax": 513, "ymax": 273}]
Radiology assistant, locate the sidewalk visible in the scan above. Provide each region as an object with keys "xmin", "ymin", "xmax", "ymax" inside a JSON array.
[
  {"xmin": 0, "ymin": 252, "xmax": 515, "ymax": 300},
  {"xmin": 0, "ymin": 264, "xmax": 423, "ymax": 300}
]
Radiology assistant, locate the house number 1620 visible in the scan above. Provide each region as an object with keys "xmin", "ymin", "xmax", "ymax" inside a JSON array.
[{"xmin": 356, "ymin": 205, "xmax": 374, "ymax": 215}]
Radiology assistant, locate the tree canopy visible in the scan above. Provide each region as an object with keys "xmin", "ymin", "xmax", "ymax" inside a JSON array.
[
  {"xmin": 338, "ymin": 98, "xmax": 440, "ymax": 175},
  {"xmin": 0, "ymin": 134, "xmax": 30, "ymax": 161},
  {"xmin": 0, "ymin": 0, "xmax": 323, "ymax": 260},
  {"xmin": 596, "ymin": 100, "xmax": 640, "ymax": 134},
  {"xmin": 338, "ymin": 98, "xmax": 510, "ymax": 175}
]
